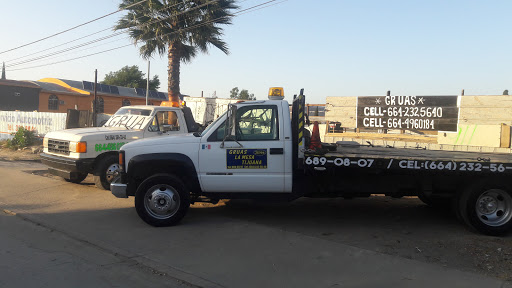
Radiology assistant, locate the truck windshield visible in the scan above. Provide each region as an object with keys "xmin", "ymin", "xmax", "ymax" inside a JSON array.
[
  {"xmin": 200, "ymin": 111, "xmax": 227, "ymax": 137},
  {"xmin": 112, "ymin": 108, "xmax": 152, "ymax": 116}
]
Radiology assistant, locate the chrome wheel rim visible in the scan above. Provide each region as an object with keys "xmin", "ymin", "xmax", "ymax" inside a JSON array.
[
  {"xmin": 144, "ymin": 184, "xmax": 180, "ymax": 220},
  {"xmin": 475, "ymin": 189, "xmax": 512, "ymax": 227},
  {"xmin": 105, "ymin": 163, "xmax": 120, "ymax": 183}
]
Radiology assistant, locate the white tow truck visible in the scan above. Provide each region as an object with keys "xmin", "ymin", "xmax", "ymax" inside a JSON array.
[
  {"xmin": 111, "ymin": 88, "xmax": 512, "ymax": 236},
  {"xmin": 41, "ymin": 104, "xmax": 200, "ymax": 189}
]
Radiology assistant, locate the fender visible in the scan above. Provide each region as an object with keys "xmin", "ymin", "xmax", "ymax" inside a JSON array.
[{"xmin": 126, "ymin": 153, "xmax": 201, "ymax": 196}]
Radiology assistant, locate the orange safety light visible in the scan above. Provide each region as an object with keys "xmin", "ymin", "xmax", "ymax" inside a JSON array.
[
  {"xmin": 268, "ymin": 87, "xmax": 284, "ymax": 100},
  {"xmin": 160, "ymin": 101, "xmax": 180, "ymax": 107}
]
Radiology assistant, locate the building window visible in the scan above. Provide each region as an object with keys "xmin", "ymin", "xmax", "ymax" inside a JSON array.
[
  {"xmin": 92, "ymin": 97, "xmax": 104, "ymax": 113},
  {"xmin": 48, "ymin": 95, "xmax": 59, "ymax": 110},
  {"xmin": 122, "ymin": 99, "xmax": 131, "ymax": 106}
]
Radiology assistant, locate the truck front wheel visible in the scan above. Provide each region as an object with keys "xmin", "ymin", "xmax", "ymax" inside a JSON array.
[
  {"xmin": 64, "ymin": 172, "xmax": 88, "ymax": 184},
  {"xmin": 458, "ymin": 180, "xmax": 512, "ymax": 236},
  {"xmin": 135, "ymin": 175, "xmax": 190, "ymax": 227},
  {"xmin": 93, "ymin": 155, "xmax": 119, "ymax": 190}
]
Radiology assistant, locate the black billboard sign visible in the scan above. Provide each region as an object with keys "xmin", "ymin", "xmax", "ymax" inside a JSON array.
[{"xmin": 356, "ymin": 95, "xmax": 459, "ymax": 132}]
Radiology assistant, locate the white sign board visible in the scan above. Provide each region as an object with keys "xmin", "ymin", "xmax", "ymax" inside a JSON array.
[{"xmin": 0, "ymin": 111, "xmax": 67, "ymax": 140}]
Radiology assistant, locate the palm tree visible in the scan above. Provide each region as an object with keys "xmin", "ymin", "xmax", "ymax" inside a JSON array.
[{"xmin": 115, "ymin": 0, "xmax": 238, "ymax": 103}]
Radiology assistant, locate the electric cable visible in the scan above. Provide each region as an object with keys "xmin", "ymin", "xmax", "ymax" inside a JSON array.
[
  {"xmin": 7, "ymin": 0, "xmax": 284, "ymax": 72},
  {"xmin": 4, "ymin": 1, "xmax": 186, "ymax": 63},
  {"xmin": 0, "ymin": 0, "xmax": 148, "ymax": 55},
  {"xmin": 6, "ymin": 0, "xmax": 219, "ymax": 67}
]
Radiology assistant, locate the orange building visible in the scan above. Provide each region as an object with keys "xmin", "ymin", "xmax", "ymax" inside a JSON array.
[{"xmin": 32, "ymin": 78, "xmax": 167, "ymax": 114}]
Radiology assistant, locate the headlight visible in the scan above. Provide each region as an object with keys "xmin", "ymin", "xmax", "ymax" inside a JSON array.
[
  {"xmin": 43, "ymin": 137, "xmax": 48, "ymax": 148},
  {"xmin": 69, "ymin": 141, "xmax": 87, "ymax": 153}
]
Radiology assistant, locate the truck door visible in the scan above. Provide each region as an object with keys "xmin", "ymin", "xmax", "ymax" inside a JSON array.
[{"xmin": 198, "ymin": 104, "xmax": 286, "ymax": 193}]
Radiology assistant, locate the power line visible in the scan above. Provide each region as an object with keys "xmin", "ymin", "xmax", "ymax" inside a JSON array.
[
  {"xmin": 8, "ymin": 45, "xmax": 132, "ymax": 71},
  {"xmin": 6, "ymin": 0, "xmax": 218, "ymax": 68},
  {"xmin": 0, "ymin": 0, "xmax": 148, "ymax": 55},
  {"xmin": 7, "ymin": 0, "xmax": 284, "ymax": 72},
  {"xmin": 4, "ymin": 1, "xmax": 185, "ymax": 64},
  {"xmin": 10, "ymin": 35, "xmax": 130, "ymax": 65},
  {"xmin": 6, "ymin": 31, "xmax": 127, "ymax": 67},
  {"xmin": 236, "ymin": 0, "xmax": 288, "ymax": 16},
  {"xmin": 4, "ymin": 28, "xmax": 112, "ymax": 63}
]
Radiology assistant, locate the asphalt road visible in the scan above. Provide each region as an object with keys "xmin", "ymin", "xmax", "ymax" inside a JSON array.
[{"xmin": 0, "ymin": 160, "xmax": 511, "ymax": 288}]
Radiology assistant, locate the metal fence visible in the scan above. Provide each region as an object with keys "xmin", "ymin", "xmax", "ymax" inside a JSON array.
[{"xmin": 0, "ymin": 111, "xmax": 67, "ymax": 140}]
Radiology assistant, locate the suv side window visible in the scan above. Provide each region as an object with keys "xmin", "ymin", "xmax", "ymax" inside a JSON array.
[{"xmin": 148, "ymin": 111, "xmax": 180, "ymax": 132}]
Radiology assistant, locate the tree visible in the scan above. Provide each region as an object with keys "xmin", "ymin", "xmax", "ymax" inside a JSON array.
[
  {"xmin": 102, "ymin": 65, "xmax": 160, "ymax": 90},
  {"xmin": 230, "ymin": 87, "xmax": 255, "ymax": 100},
  {"xmin": 115, "ymin": 0, "xmax": 238, "ymax": 103}
]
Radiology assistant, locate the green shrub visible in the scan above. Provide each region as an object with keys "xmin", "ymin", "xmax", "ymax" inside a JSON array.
[{"xmin": 7, "ymin": 127, "xmax": 35, "ymax": 150}]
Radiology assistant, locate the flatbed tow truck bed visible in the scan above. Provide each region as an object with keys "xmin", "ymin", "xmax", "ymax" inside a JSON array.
[{"xmin": 305, "ymin": 142, "xmax": 512, "ymax": 175}]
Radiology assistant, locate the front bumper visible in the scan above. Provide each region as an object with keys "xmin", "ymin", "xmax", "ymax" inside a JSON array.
[
  {"xmin": 40, "ymin": 153, "xmax": 95, "ymax": 178},
  {"xmin": 111, "ymin": 183, "xmax": 128, "ymax": 198}
]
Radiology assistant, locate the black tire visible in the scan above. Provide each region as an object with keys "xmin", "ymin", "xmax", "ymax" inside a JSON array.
[
  {"xmin": 135, "ymin": 175, "xmax": 190, "ymax": 227},
  {"xmin": 458, "ymin": 179, "xmax": 512, "ymax": 236},
  {"xmin": 93, "ymin": 155, "xmax": 119, "ymax": 190},
  {"xmin": 417, "ymin": 193, "xmax": 452, "ymax": 210},
  {"xmin": 64, "ymin": 172, "xmax": 88, "ymax": 184}
]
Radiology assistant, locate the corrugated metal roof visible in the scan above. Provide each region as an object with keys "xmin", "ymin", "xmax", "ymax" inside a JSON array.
[
  {"xmin": 29, "ymin": 81, "xmax": 82, "ymax": 95},
  {"xmin": 59, "ymin": 79, "xmax": 84, "ymax": 90}
]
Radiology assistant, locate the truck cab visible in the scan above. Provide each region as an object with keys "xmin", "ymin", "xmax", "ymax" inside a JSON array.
[
  {"xmin": 41, "ymin": 104, "xmax": 199, "ymax": 190},
  {"xmin": 111, "ymin": 88, "xmax": 298, "ymax": 226}
]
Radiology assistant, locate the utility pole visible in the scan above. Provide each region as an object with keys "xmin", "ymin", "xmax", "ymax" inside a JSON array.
[
  {"xmin": 146, "ymin": 61, "xmax": 150, "ymax": 105},
  {"xmin": 93, "ymin": 69, "xmax": 98, "ymax": 127},
  {"xmin": 1, "ymin": 62, "xmax": 5, "ymax": 80}
]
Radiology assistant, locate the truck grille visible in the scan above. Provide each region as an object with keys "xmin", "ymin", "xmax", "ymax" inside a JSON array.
[{"xmin": 48, "ymin": 139, "xmax": 70, "ymax": 155}]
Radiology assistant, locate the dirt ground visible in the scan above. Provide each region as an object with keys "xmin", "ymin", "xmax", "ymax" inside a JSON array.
[
  {"xmin": 1, "ymin": 144, "xmax": 511, "ymax": 282},
  {"xmin": 0, "ymin": 143, "xmax": 42, "ymax": 161},
  {"xmin": 213, "ymin": 198, "xmax": 512, "ymax": 282}
]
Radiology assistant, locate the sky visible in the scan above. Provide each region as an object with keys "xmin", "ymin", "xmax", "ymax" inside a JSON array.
[{"xmin": 1, "ymin": 0, "xmax": 511, "ymax": 104}]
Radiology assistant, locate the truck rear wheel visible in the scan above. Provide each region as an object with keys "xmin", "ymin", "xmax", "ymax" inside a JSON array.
[
  {"xmin": 417, "ymin": 193, "xmax": 452, "ymax": 210},
  {"xmin": 135, "ymin": 175, "xmax": 190, "ymax": 227},
  {"xmin": 93, "ymin": 155, "xmax": 119, "ymax": 190},
  {"xmin": 64, "ymin": 172, "xmax": 88, "ymax": 184},
  {"xmin": 458, "ymin": 179, "xmax": 512, "ymax": 236}
]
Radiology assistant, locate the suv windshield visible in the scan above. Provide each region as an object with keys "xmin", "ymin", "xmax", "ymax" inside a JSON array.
[
  {"xmin": 113, "ymin": 108, "xmax": 152, "ymax": 116},
  {"xmin": 103, "ymin": 108, "xmax": 153, "ymax": 129}
]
